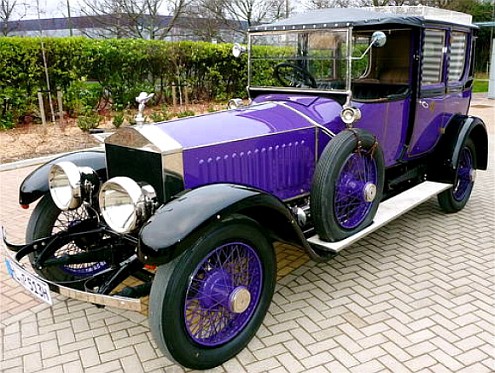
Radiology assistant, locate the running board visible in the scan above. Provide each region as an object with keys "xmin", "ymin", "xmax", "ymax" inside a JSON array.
[{"xmin": 307, "ymin": 181, "xmax": 452, "ymax": 253}]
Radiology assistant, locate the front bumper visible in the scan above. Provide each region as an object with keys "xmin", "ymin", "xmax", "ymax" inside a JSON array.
[{"xmin": 1, "ymin": 227, "xmax": 143, "ymax": 312}]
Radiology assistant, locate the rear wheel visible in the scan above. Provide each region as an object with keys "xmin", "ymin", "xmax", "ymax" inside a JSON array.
[
  {"xmin": 149, "ymin": 217, "xmax": 276, "ymax": 370},
  {"xmin": 438, "ymin": 138, "xmax": 476, "ymax": 213},
  {"xmin": 26, "ymin": 194, "xmax": 107, "ymax": 284}
]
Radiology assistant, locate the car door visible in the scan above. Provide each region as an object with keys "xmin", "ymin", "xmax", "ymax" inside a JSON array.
[{"xmin": 408, "ymin": 28, "xmax": 448, "ymax": 158}]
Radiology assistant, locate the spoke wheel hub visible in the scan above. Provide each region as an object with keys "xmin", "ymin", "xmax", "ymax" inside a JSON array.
[
  {"xmin": 229, "ymin": 286, "xmax": 251, "ymax": 313},
  {"xmin": 201, "ymin": 270, "xmax": 252, "ymax": 314},
  {"xmin": 363, "ymin": 182, "xmax": 377, "ymax": 202}
]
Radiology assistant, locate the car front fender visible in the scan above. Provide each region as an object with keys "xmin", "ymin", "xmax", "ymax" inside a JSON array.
[
  {"xmin": 138, "ymin": 183, "xmax": 326, "ymax": 265},
  {"xmin": 19, "ymin": 150, "xmax": 107, "ymax": 206}
]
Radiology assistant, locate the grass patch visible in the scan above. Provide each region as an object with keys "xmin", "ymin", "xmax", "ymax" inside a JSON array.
[{"xmin": 473, "ymin": 79, "xmax": 489, "ymax": 93}]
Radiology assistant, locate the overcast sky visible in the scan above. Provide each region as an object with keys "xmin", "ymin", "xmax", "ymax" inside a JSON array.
[
  {"xmin": 18, "ymin": 0, "xmax": 307, "ymax": 20},
  {"xmin": 22, "ymin": 0, "xmax": 85, "ymax": 19}
]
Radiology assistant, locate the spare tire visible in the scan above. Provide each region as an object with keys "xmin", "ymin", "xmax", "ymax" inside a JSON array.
[{"xmin": 311, "ymin": 129, "xmax": 385, "ymax": 242}]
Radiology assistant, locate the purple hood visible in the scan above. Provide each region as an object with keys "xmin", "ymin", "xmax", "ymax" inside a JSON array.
[{"xmin": 154, "ymin": 101, "xmax": 317, "ymax": 150}]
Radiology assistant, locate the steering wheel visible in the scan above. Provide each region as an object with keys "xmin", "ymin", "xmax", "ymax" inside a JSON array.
[{"xmin": 274, "ymin": 63, "xmax": 317, "ymax": 88}]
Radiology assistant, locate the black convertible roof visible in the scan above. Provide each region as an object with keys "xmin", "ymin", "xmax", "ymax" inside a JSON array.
[{"xmin": 249, "ymin": 7, "xmax": 474, "ymax": 32}]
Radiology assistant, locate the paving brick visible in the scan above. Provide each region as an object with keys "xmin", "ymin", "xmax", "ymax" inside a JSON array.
[
  {"xmin": 300, "ymin": 351, "xmax": 333, "ymax": 369},
  {"xmin": 404, "ymin": 354, "xmax": 437, "ymax": 371},
  {"xmin": 79, "ymin": 346, "xmax": 101, "ymax": 368},
  {"xmin": 276, "ymin": 352, "xmax": 305, "ymax": 373},
  {"xmin": 283, "ymin": 340, "xmax": 311, "ymax": 360},
  {"xmin": 253, "ymin": 343, "xmax": 287, "ymax": 360},
  {"xmin": 430, "ymin": 349, "xmax": 464, "ymax": 371},
  {"xmin": 62, "ymin": 360, "xmax": 84, "ymax": 373},
  {"xmin": 289, "ymin": 328, "xmax": 316, "ymax": 345},
  {"xmin": 95, "ymin": 334, "xmax": 116, "ymax": 354},
  {"xmin": 245, "ymin": 357, "xmax": 280, "ymax": 373},
  {"xmin": 221, "ymin": 357, "xmax": 247, "ymax": 373},
  {"xmin": 0, "ymin": 103, "xmax": 493, "ymax": 373},
  {"xmin": 42, "ymin": 351, "xmax": 80, "ymax": 369},
  {"xmin": 329, "ymin": 346, "xmax": 360, "ymax": 368},
  {"xmin": 456, "ymin": 349, "xmax": 489, "ymax": 366},
  {"xmin": 84, "ymin": 360, "xmax": 122, "ymax": 373},
  {"xmin": 121, "ymin": 355, "xmax": 145, "ymax": 373},
  {"xmin": 22, "ymin": 352, "xmax": 43, "ymax": 373},
  {"xmin": 349, "ymin": 359, "xmax": 385, "ymax": 373},
  {"xmin": 99, "ymin": 346, "xmax": 136, "ymax": 363}
]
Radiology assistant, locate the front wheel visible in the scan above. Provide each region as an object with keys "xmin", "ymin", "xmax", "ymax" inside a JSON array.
[
  {"xmin": 311, "ymin": 129, "xmax": 385, "ymax": 242},
  {"xmin": 26, "ymin": 194, "xmax": 107, "ymax": 284},
  {"xmin": 149, "ymin": 217, "xmax": 276, "ymax": 370},
  {"xmin": 438, "ymin": 138, "xmax": 477, "ymax": 213}
]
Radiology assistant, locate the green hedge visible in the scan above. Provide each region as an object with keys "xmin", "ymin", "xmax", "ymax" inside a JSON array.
[{"xmin": 0, "ymin": 37, "xmax": 248, "ymax": 124}]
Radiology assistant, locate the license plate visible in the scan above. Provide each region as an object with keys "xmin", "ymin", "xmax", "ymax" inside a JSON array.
[{"xmin": 5, "ymin": 258, "xmax": 52, "ymax": 305}]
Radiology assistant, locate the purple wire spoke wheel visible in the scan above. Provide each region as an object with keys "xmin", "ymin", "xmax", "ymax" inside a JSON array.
[
  {"xmin": 184, "ymin": 242, "xmax": 263, "ymax": 346},
  {"xmin": 453, "ymin": 147, "xmax": 474, "ymax": 202},
  {"xmin": 334, "ymin": 151, "xmax": 378, "ymax": 229},
  {"xmin": 52, "ymin": 208, "xmax": 106, "ymax": 276}
]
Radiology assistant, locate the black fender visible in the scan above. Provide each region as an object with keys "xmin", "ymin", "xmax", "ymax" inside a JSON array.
[
  {"xmin": 19, "ymin": 150, "xmax": 107, "ymax": 206},
  {"xmin": 429, "ymin": 115, "xmax": 488, "ymax": 183},
  {"xmin": 138, "ymin": 183, "xmax": 334, "ymax": 265}
]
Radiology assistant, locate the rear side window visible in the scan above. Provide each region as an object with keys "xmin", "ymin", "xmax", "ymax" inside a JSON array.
[
  {"xmin": 448, "ymin": 32, "xmax": 467, "ymax": 81},
  {"xmin": 422, "ymin": 29, "xmax": 445, "ymax": 85}
]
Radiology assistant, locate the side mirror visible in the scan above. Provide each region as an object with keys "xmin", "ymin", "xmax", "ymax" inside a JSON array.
[
  {"xmin": 353, "ymin": 31, "xmax": 387, "ymax": 61},
  {"xmin": 232, "ymin": 43, "xmax": 247, "ymax": 58},
  {"xmin": 371, "ymin": 31, "xmax": 387, "ymax": 48}
]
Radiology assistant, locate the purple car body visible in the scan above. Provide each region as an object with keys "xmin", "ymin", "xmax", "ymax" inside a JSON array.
[{"xmin": 6, "ymin": 7, "xmax": 489, "ymax": 371}]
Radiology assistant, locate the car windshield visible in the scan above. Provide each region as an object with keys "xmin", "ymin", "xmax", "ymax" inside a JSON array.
[{"xmin": 249, "ymin": 29, "xmax": 371, "ymax": 92}]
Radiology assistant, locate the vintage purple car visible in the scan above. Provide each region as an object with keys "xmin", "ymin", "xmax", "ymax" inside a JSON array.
[{"xmin": 3, "ymin": 7, "xmax": 488, "ymax": 370}]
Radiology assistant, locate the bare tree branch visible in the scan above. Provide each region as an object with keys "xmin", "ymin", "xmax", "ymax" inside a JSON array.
[
  {"xmin": 77, "ymin": 0, "xmax": 190, "ymax": 39},
  {"xmin": 0, "ymin": 0, "xmax": 27, "ymax": 35}
]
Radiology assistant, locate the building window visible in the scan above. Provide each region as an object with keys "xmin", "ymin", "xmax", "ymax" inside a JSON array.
[
  {"xmin": 422, "ymin": 29, "xmax": 445, "ymax": 85},
  {"xmin": 449, "ymin": 32, "xmax": 467, "ymax": 82}
]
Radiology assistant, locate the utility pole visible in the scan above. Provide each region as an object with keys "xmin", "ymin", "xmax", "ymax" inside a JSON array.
[{"xmin": 66, "ymin": 0, "xmax": 73, "ymax": 36}]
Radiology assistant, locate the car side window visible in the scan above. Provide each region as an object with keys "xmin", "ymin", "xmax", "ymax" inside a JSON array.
[
  {"xmin": 421, "ymin": 29, "xmax": 445, "ymax": 85},
  {"xmin": 448, "ymin": 32, "xmax": 467, "ymax": 82}
]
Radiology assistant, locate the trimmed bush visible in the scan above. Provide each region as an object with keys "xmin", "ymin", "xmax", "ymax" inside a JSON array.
[{"xmin": 0, "ymin": 37, "xmax": 249, "ymax": 122}]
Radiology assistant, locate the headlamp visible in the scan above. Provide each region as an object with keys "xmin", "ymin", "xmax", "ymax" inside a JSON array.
[
  {"xmin": 99, "ymin": 177, "xmax": 156, "ymax": 233},
  {"xmin": 48, "ymin": 162, "xmax": 97, "ymax": 210}
]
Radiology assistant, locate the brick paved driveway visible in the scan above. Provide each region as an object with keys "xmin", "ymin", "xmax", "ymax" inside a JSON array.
[{"xmin": 1, "ymin": 97, "xmax": 493, "ymax": 372}]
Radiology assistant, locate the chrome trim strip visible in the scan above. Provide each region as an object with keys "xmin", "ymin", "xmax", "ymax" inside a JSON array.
[
  {"xmin": 184, "ymin": 125, "xmax": 315, "ymax": 151},
  {"xmin": 282, "ymin": 192, "xmax": 311, "ymax": 203},
  {"xmin": 276, "ymin": 102, "xmax": 336, "ymax": 138},
  {"xmin": 59, "ymin": 287, "xmax": 142, "ymax": 312},
  {"xmin": 249, "ymin": 86, "xmax": 349, "ymax": 95}
]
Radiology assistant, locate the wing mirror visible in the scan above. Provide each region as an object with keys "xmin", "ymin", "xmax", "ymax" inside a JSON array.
[
  {"xmin": 232, "ymin": 43, "xmax": 247, "ymax": 58},
  {"xmin": 353, "ymin": 31, "xmax": 387, "ymax": 60},
  {"xmin": 371, "ymin": 31, "xmax": 387, "ymax": 48}
]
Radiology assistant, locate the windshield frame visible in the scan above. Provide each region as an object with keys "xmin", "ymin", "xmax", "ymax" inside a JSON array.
[{"xmin": 247, "ymin": 27, "xmax": 354, "ymax": 104}]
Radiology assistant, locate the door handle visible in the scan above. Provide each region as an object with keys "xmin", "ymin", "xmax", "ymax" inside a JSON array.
[{"xmin": 419, "ymin": 100, "xmax": 429, "ymax": 109}]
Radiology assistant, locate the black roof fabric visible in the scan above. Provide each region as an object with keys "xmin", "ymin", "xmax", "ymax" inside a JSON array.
[{"xmin": 250, "ymin": 8, "xmax": 449, "ymax": 32}]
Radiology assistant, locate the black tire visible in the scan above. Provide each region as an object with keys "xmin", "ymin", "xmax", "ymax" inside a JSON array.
[
  {"xmin": 26, "ymin": 194, "xmax": 106, "ymax": 283},
  {"xmin": 438, "ymin": 138, "xmax": 477, "ymax": 213},
  {"xmin": 311, "ymin": 129, "xmax": 385, "ymax": 242},
  {"xmin": 149, "ymin": 217, "xmax": 276, "ymax": 370}
]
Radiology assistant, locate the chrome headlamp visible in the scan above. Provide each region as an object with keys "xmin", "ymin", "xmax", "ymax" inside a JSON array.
[
  {"xmin": 48, "ymin": 161, "xmax": 98, "ymax": 211},
  {"xmin": 340, "ymin": 106, "xmax": 362, "ymax": 126},
  {"xmin": 99, "ymin": 177, "xmax": 157, "ymax": 234}
]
